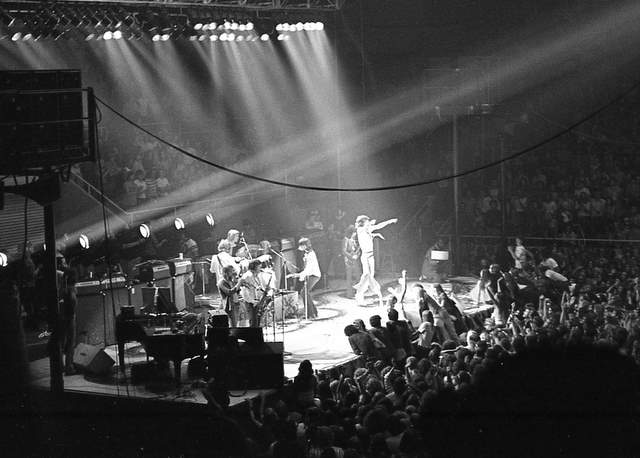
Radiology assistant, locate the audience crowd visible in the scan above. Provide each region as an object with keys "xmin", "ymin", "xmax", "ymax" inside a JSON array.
[{"xmin": 188, "ymin": 236, "xmax": 640, "ymax": 457}]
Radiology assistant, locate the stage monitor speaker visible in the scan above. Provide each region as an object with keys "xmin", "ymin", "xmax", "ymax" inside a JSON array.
[
  {"xmin": 229, "ymin": 327, "xmax": 264, "ymax": 347},
  {"xmin": 73, "ymin": 343, "xmax": 115, "ymax": 375},
  {"xmin": 230, "ymin": 342, "xmax": 284, "ymax": 389}
]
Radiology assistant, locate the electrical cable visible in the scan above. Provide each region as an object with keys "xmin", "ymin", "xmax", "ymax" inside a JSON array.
[
  {"xmin": 92, "ymin": 103, "xmax": 127, "ymax": 397},
  {"xmin": 94, "ymin": 78, "xmax": 640, "ymax": 192},
  {"xmin": 530, "ymin": 109, "xmax": 640, "ymax": 147}
]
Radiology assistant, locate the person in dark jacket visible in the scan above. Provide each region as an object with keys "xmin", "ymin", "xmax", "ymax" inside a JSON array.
[
  {"xmin": 344, "ymin": 324, "xmax": 381, "ymax": 360},
  {"xmin": 368, "ymin": 314, "xmax": 395, "ymax": 360},
  {"xmin": 386, "ymin": 309, "xmax": 413, "ymax": 361}
]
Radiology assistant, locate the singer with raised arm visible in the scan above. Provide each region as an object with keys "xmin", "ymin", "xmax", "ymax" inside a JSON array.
[
  {"xmin": 288, "ymin": 238, "xmax": 320, "ymax": 319},
  {"xmin": 353, "ymin": 215, "xmax": 398, "ymax": 307}
]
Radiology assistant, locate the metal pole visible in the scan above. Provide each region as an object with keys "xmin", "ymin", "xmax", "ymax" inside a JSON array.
[
  {"xmin": 44, "ymin": 202, "xmax": 63, "ymax": 393},
  {"xmin": 452, "ymin": 113, "xmax": 460, "ymax": 274},
  {"xmin": 499, "ymin": 135, "xmax": 507, "ymax": 237}
]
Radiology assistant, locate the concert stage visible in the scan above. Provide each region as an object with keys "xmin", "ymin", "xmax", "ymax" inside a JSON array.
[{"xmin": 28, "ymin": 276, "xmax": 492, "ymax": 406}]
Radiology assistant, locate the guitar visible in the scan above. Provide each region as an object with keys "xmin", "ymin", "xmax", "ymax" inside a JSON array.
[{"xmin": 255, "ymin": 272, "xmax": 274, "ymax": 325}]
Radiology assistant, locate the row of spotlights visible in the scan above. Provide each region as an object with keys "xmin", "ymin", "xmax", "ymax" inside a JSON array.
[
  {"xmin": 75, "ymin": 212, "xmax": 215, "ymax": 252},
  {"xmin": 7, "ymin": 21, "xmax": 324, "ymax": 42},
  {"xmin": 276, "ymin": 22, "xmax": 324, "ymax": 32},
  {"xmin": 194, "ymin": 21, "xmax": 255, "ymax": 32},
  {"xmin": 1, "ymin": 211, "xmax": 218, "ymax": 265}
]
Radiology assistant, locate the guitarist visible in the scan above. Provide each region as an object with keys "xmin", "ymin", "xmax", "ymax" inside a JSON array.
[
  {"xmin": 287, "ymin": 238, "xmax": 320, "ymax": 319},
  {"xmin": 239, "ymin": 260, "xmax": 264, "ymax": 327}
]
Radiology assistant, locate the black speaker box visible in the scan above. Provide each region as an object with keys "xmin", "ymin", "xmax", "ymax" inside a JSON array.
[
  {"xmin": 221, "ymin": 342, "xmax": 284, "ymax": 390},
  {"xmin": 73, "ymin": 343, "xmax": 115, "ymax": 375}
]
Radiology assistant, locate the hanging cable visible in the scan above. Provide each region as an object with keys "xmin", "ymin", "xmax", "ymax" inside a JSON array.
[
  {"xmin": 92, "ymin": 106, "xmax": 127, "ymax": 397},
  {"xmin": 94, "ymin": 78, "xmax": 640, "ymax": 192}
]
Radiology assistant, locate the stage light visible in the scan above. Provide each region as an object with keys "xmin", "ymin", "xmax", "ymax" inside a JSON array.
[
  {"xmin": 205, "ymin": 213, "xmax": 215, "ymax": 227},
  {"xmin": 303, "ymin": 22, "xmax": 313, "ymax": 31},
  {"xmin": 198, "ymin": 35, "xmax": 206, "ymax": 41},
  {"xmin": 0, "ymin": 252, "xmax": 7, "ymax": 268},
  {"xmin": 227, "ymin": 32, "xmax": 235, "ymax": 41},
  {"xmin": 209, "ymin": 22, "xmax": 217, "ymax": 29},
  {"xmin": 103, "ymin": 30, "xmax": 113, "ymax": 40},
  {"xmin": 238, "ymin": 23, "xmax": 246, "ymax": 31},
  {"xmin": 246, "ymin": 22, "xmax": 254, "ymax": 31},
  {"xmin": 174, "ymin": 218, "xmax": 185, "ymax": 230},
  {"xmin": 209, "ymin": 34, "xmax": 218, "ymax": 41},
  {"xmin": 22, "ymin": 33, "xmax": 32, "ymax": 41},
  {"xmin": 139, "ymin": 224, "xmax": 150, "ymax": 239},
  {"xmin": 295, "ymin": 22, "xmax": 304, "ymax": 31},
  {"xmin": 316, "ymin": 22, "xmax": 324, "ymax": 31},
  {"xmin": 236, "ymin": 35, "xmax": 244, "ymax": 41},
  {"xmin": 223, "ymin": 20, "xmax": 231, "ymax": 29},
  {"xmin": 277, "ymin": 34, "xmax": 285, "ymax": 41},
  {"xmin": 113, "ymin": 30, "xmax": 122, "ymax": 39},
  {"xmin": 11, "ymin": 32, "xmax": 21, "ymax": 41},
  {"xmin": 194, "ymin": 23, "xmax": 203, "ymax": 30},
  {"xmin": 85, "ymin": 32, "xmax": 95, "ymax": 41},
  {"xmin": 79, "ymin": 234, "xmax": 90, "ymax": 250},
  {"xmin": 189, "ymin": 35, "xmax": 197, "ymax": 41},
  {"xmin": 219, "ymin": 32, "xmax": 228, "ymax": 41},
  {"xmin": 152, "ymin": 33, "xmax": 160, "ymax": 41},
  {"xmin": 230, "ymin": 21, "xmax": 238, "ymax": 30},
  {"xmin": 161, "ymin": 33, "xmax": 169, "ymax": 41},
  {"xmin": 260, "ymin": 33, "xmax": 269, "ymax": 41}
]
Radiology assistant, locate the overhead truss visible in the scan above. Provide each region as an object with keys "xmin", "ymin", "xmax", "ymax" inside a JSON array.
[{"xmin": 2, "ymin": 0, "xmax": 348, "ymax": 13}]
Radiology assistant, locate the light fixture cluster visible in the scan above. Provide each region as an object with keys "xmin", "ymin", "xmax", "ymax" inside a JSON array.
[{"xmin": 0, "ymin": 5, "xmax": 325, "ymax": 42}]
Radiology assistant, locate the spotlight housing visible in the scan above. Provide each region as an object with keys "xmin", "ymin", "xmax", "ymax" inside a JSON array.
[
  {"xmin": 139, "ymin": 224, "xmax": 151, "ymax": 239},
  {"xmin": 0, "ymin": 252, "xmax": 7, "ymax": 268},
  {"xmin": 174, "ymin": 218, "xmax": 185, "ymax": 230},
  {"xmin": 79, "ymin": 234, "xmax": 90, "ymax": 250},
  {"xmin": 205, "ymin": 213, "xmax": 215, "ymax": 227}
]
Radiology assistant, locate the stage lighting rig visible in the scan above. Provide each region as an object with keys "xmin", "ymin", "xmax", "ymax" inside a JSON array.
[{"xmin": 0, "ymin": 1, "xmax": 338, "ymax": 41}]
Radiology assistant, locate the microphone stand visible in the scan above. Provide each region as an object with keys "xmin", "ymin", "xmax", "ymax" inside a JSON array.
[{"xmin": 269, "ymin": 248, "xmax": 298, "ymax": 291}]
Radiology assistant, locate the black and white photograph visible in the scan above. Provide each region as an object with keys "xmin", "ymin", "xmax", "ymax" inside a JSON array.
[{"xmin": 1, "ymin": 0, "xmax": 640, "ymax": 456}]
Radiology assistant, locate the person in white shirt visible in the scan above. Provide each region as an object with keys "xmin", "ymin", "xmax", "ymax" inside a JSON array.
[
  {"xmin": 353, "ymin": 215, "xmax": 398, "ymax": 307},
  {"xmin": 210, "ymin": 239, "xmax": 238, "ymax": 285},
  {"xmin": 288, "ymin": 238, "xmax": 321, "ymax": 319}
]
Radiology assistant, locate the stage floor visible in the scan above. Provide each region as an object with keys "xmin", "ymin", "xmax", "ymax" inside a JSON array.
[
  {"xmin": 277, "ymin": 275, "xmax": 491, "ymax": 378},
  {"xmin": 29, "ymin": 275, "xmax": 491, "ymax": 403}
]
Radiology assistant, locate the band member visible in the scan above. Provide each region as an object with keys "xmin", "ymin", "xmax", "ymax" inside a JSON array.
[
  {"xmin": 239, "ymin": 259, "xmax": 263, "ymax": 327},
  {"xmin": 218, "ymin": 265, "xmax": 242, "ymax": 327},
  {"xmin": 209, "ymin": 240, "xmax": 238, "ymax": 284},
  {"xmin": 342, "ymin": 225, "xmax": 360, "ymax": 299},
  {"xmin": 226, "ymin": 229, "xmax": 242, "ymax": 257},
  {"xmin": 258, "ymin": 255, "xmax": 277, "ymax": 291},
  {"xmin": 289, "ymin": 238, "xmax": 320, "ymax": 319},
  {"xmin": 353, "ymin": 215, "xmax": 398, "ymax": 307}
]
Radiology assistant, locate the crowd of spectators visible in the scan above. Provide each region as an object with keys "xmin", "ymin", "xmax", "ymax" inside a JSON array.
[{"xmin": 182, "ymin": 236, "xmax": 640, "ymax": 457}]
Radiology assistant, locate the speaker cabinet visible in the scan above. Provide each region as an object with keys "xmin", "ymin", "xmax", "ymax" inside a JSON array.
[{"xmin": 73, "ymin": 343, "xmax": 115, "ymax": 375}]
